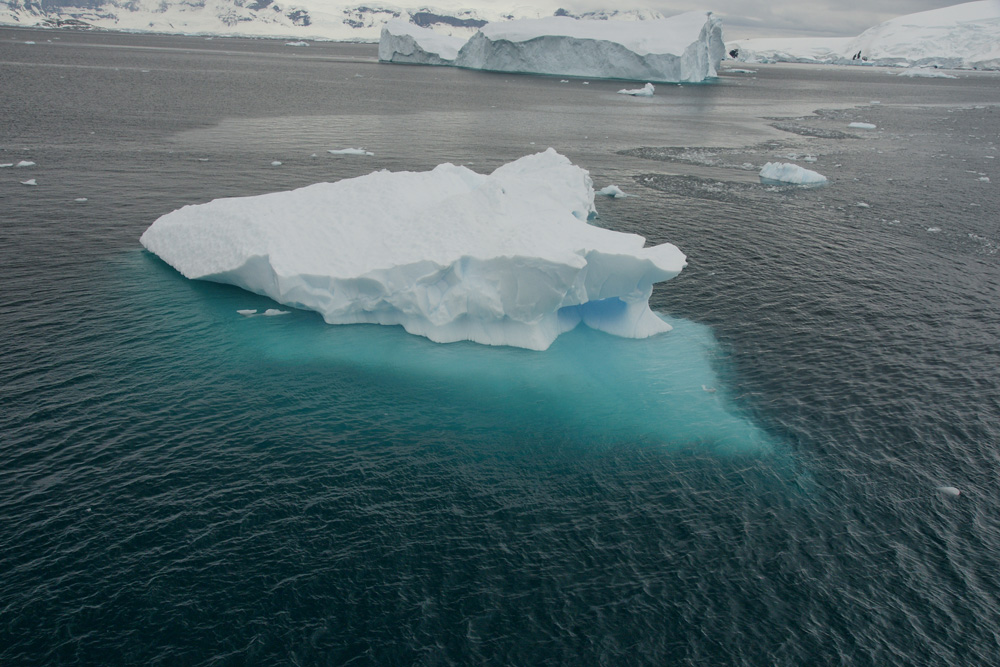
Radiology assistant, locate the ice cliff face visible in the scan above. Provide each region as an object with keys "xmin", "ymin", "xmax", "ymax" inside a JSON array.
[
  {"xmin": 729, "ymin": 0, "xmax": 1000, "ymax": 70},
  {"xmin": 378, "ymin": 19, "xmax": 464, "ymax": 65},
  {"xmin": 140, "ymin": 150, "xmax": 687, "ymax": 351},
  {"xmin": 453, "ymin": 13, "xmax": 724, "ymax": 82}
]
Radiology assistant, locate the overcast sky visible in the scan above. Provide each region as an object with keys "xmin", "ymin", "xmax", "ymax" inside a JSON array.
[{"xmin": 469, "ymin": 0, "xmax": 973, "ymax": 38}]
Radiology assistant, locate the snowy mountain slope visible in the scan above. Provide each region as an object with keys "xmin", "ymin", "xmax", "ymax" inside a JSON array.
[
  {"xmin": 0, "ymin": 0, "xmax": 668, "ymax": 41},
  {"xmin": 729, "ymin": 0, "xmax": 1000, "ymax": 70}
]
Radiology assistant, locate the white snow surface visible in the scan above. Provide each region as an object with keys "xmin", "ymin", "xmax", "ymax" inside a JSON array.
[
  {"xmin": 618, "ymin": 83, "xmax": 655, "ymax": 96},
  {"xmin": 759, "ymin": 162, "xmax": 828, "ymax": 185},
  {"xmin": 140, "ymin": 149, "xmax": 687, "ymax": 351},
  {"xmin": 453, "ymin": 12, "xmax": 724, "ymax": 82},
  {"xmin": 729, "ymin": 1, "xmax": 1000, "ymax": 70},
  {"xmin": 379, "ymin": 19, "xmax": 466, "ymax": 65}
]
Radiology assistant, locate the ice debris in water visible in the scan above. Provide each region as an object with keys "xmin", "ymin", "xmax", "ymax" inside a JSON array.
[
  {"xmin": 849, "ymin": 122, "xmax": 877, "ymax": 130},
  {"xmin": 263, "ymin": 309, "xmax": 290, "ymax": 316},
  {"xmin": 75, "ymin": 197, "xmax": 88, "ymax": 202},
  {"xmin": 759, "ymin": 162, "xmax": 828, "ymax": 185},
  {"xmin": 237, "ymin": 309, "xmax": 257, "ymax": 316},
  {"xmin": 936, "ymin": 486, "xmax": 961, "ymax": 497},
  {"xmin": 329, "ymin": 148, "xmax": 374, "ymax": 156},
  {"xmin": 141, "ymin": 149, "xmax": 686, "ymax": 351},
  {"xmin": 0, "ymin": 163, "xmax": 13, "ymax": 168},
  {"xmin": 271, "ymin": 161, "xmax": 282, "ymax": 166},
  {"xmin": 856, "ymin": 202, "xmax": 870, "ymax": 208},
  {"xmin": 596, "ymin": 185, "xmax": 630, "ymax": 198},
  {"xmin": 21, "ymin": 179, "xmax": 37, "ymax": 186},
  {"xmin": 16, "ymin": 160, "xmax": 35, "ymax": 167},
  {"xmin": 979, "ymin": 176, "xmax": 990, "ymax": 182},
  {"xmin": 618, "ymin": 83, "xmax": 655, "ymax": 97},
  {"xmin": 898, "ymin": 69, "xmax": 958, "ymax": 78},
  {"xmin": 285, "ymin": 41, "xmax": 309, "ymax": 47}
]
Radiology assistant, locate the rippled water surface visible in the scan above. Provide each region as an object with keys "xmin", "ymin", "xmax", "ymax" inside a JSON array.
[{"xmin": 2, "ymin": 28, "xmax": 999, "ymax": 665}]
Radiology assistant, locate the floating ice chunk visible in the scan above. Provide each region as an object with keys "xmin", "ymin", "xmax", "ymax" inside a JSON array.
[
  {"xmin": 262, "ymin": 309, "xmax": 290, "ymax": 316},
  {"xmin": 701, "ymin": 384, "xmax": 716, "ymax": 393},
  {"xmin": 979, "ymin": 176, "xmax": 990, "ymax": 182},
  {"xmin": 0, "ymin": 163, "xmax": 12, "ymax": 168},
  {"xmin": 596, "ymin": 185, "xmax": 630, "ymax": 198},
  {"xmin": 856, "ymin": 202, "xmax": 870, "ymax": 208},
  {"xmin": 237, "ymin": 309, "xmax": 258, "ymax": 316},
  {"xmin": 24, "ymin": 41, "xmax": 35, "ymax": 45},
  {"xmin": 927, "ymin": 227, "xmax": 941, "ymax": 233},
  {"xmin": 618, "ymin": 82, "xmax": 655, "ymax": 97},
  {"xmin": 759, "ymin": 162, "xmax": 827, "ymax": 185},
  {"xmin": 560, "ymin": 79, "xmax": 569, "ymax": 83},
  {"xmin": 378, "ymin": 19, "xmax": 466, "ymax": 65},
  {"xmin": 21, "ymin": 179, "xmax": 37, "ymax": 186},
  {"xmin": 141, "ymin": 149, "xmax": 687, "ymax": 351},
  {"xmin": 936, "ymin": 486, "xmax": 961, "ymax": 497},
  {"xmin": 453, "ymin": 12, "xmax": 724, "ymax": 83},
  {"xmin": 328, "ymin": 148, "xmax": 374, "ymax": 156},
  {"xmin": 804, "ymin": 155, "xmax": 817, "ymax": 163},
  {"xmin": 870, "ymin": 100, "xmax": 881, "ymax": 104},
  {"xmin": 271, "ymin": 161, "xmax": 282, "ymax": 166},
  {"xmin": 848, "ymin": 122, "xmax": 877, "ymax": 129},
  {"xmin": 75, "ymin": 197, "xmax": 88, "ymax": 202},
  {"xmin": 898, "ymin": 69, "xmax": 958, "ymax": 78},
  {"xmin": 15, "ymin": 160, "xmax": 35, "ymax": 167},
  {"xmin": 726, "ymin": 68, "xmax": 756, "ymax": 74},
  {"xmin": 285, "ymin": 41, "xmax": 309, "ymax": 47}
]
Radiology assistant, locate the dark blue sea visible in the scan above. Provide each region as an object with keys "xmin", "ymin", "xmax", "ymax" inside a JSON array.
[{"xmin": 2, "ymin": 27, "xmax": 999, "ymax": 665}]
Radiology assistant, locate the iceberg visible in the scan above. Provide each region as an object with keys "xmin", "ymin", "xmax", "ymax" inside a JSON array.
[
  {"xmin": 730, "ymin": 1, "xmax": 1000, "ymax": 70},
  {"xmin": 454, "ymin": 12, "xmax": 724, "ymax": 82},
  {"xmin": 141, "ymin": 149, "xmax": 687, "ymax": 351},
  {"xmin": 379, "ymin": 19, "xmax": 466, "ymax": 65},
  {"xmin": 759, "ymin": 162, "xmax": 827, "ymax": 185}
]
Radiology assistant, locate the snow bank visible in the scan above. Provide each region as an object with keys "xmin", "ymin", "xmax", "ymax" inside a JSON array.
[
  {"xmin": 454, "ymin": 12, "xmax": 723, "ymax": 82},
  {"xmin": 141, "ymin": 149, "xmax": 687, "ymax": 351},
  {"xmin": 378, "ymin": 19, "xmax": 466, "ymax": 65},
  {"xmin": 618, "ymin": 82, "xmax": 655, "ymax": 96},
  {"xmin": 729, "ymin": 1, "xmax": 1000, "ymax": 70},
  {"xmin": 759, "ymin": 162, "xmax": 827, "ymax": 185}
]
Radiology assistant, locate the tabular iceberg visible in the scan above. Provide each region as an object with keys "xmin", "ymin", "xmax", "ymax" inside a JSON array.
[
  {"xmin": 141, "ymin": 149, "xmax": 686, "ymax": 351},
  {"xmin": 378, "ymin": 19, "xmax": 466, "ymax": 65},
  {"xmin": 454, "ymin": 12, "xmax": 724, "ymax": 82}
]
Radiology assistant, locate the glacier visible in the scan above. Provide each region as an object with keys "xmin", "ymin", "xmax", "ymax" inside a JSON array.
[
  {"xmin": 140, "ymin": 149, "xmax": 687, "ymax": 351},
  {"xmin": 378, "ymin": 19, "xmax": 466, "ymax": 65},
  {"xmin": 452, "ymin": 13, "xmax": 724, "ymax": 83},
  {"xmin": 729, "ymin": 0, "xmax": 1000, "ymax": 70}
]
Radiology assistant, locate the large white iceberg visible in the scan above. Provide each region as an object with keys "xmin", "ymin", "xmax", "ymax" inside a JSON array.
[
  {"xmin": 730, "ymin": 1, "xmax": 1000, "ymax": 70},
  {"xmin": 378, "ymin": 19, "xmax": 466, "ymax": 65},
  {"xmin": 141, "ymin": 149, "xmax": 686, "ymax": 351},
  {"xmin": 453, "ymin": 12, "xmax": 724, "ymax": 82}
]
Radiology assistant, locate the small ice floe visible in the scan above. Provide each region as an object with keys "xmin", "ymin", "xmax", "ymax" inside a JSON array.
[
  {"xmin": 804, "ymin": 155, "xmax": 817, "ymax": 163},
  {"xmin": 726, "ymin": 68, "xmax": 756, "ymax": 74},
  {"xmin": 759, "ymin": 162, "xmax": 827, "ymax": 186},
  {"xmin": 262, "ymin": 309, "xmax": 290, "ymax": 316},
  {"xmin": 237, "ymin": 309, "xmax": 257, "ymax": 317},
  {"xmin": 328, "ymin": 148, "xmax": 374, "ymax": 156},
  {"xmin": 285, "ymin": 41, "xmax": 309, "ymax": 47},
  {"xmin": 24, "ymin": 41, "xmax": 35, "ymax": 45},
  {"xmin": 0, "ymin": 163, "xmax": 12, "ymax": 168},
  {"xmin": 979, "ymin": 176, "xmax": 990, "ymax": 182},
  {"xmin": 560, "ymin": 79, "xmax": 569, "ymax": 83},
  {"xmin": 701, "ymin": 385, "xmax": 716, "ymax": 394},
  {"xmin": 271, "ymin": 161, "xmax": 282, "ymax": 166},
  {"xmin": 196, "ymin": 158, "xmax": 210, "ymax": 162},
  {"xmin": 855, "ymin": 202, "xmax": 870, "ymax": 208},
  {"xmin": 899, "ymin": 69, "xmax": 957, "ymax": 79},
  {"xmin": 936, "ymin": 486, "xmax": 961, "ymax": 497},
  {"xmin": 596, "ymin": 185, "xmax": 630, "ymax": 198},
  {"xmin": 21, "ymin": 179, "xmax": 37, "ymax": 186},
  {"xmin": 15, "ymin": 160, "xmax": 36, "ymax": 168},
  {"xmin": 927, "ymin": 227, "xmax": 941, "ymax": 233},
  {"xmin": 617, "ymin": 83, "xmax": 655, "ymax": 97},
  {"xmin": 870, "ymin": 100, "xmax": 881, "ymax": 104},
  {"xmin": 848, "ymin": 122, "xmax": 876, "ymax": 130},
  {"xmin": 74, "ymin": 197, "xmax": 88, "ymax": 202},
  {"xmin": 582, "ymin": 81, "xmax": 589, "ymax": 85}
]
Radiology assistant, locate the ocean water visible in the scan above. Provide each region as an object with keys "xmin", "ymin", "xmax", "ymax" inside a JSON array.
[{"xmin": 2, "ymin": 28, "xmax": 999, "ymax": 665}]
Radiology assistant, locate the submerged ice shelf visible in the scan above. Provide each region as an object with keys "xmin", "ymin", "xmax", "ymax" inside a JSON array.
[{"xmin": 141, "ymin": 150, "xmax": 686, "ymax": 351}]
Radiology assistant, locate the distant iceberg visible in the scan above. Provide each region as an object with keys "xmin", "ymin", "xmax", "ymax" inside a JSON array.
[
  {"xmin": 455, "ymin": 13, "xmax": 724, "ymax": 82},
  {"xmin": 378, "ymin": 19, "xmax": 466, "ymax": 65},
  {"xmin": 730, "ymin": 0, "xmax": 1000, "ymax": 70},
  {"xmin": 379, "ymin": 12, "xmax": 724, "ymax": 83},
  {"xmin": 141, "ymin": 149, "xmax": 687, "ymax": 351}
]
